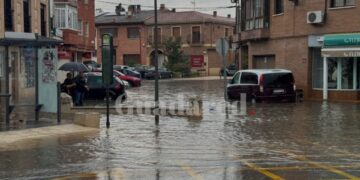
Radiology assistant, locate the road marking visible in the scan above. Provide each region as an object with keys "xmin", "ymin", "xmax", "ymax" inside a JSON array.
[
  {"xmin": 294, "ymin": 155, "xmax": 360, "ymax": 180},
  {"xmin": 178, "ymin": 163, "xmax": 204, "ymax": 180},
  {"xmin": 241, "ymin": 160, "xmax": 285, "ymax": 180}
]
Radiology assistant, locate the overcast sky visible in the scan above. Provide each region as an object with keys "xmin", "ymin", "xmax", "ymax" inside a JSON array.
[{"xmin": 95, "ymin": 0, "xmax": 236, "ymax": 17}]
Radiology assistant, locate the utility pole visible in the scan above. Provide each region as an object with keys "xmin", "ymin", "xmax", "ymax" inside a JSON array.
[{"xmin": 191, "ymin": 0, "xmax": 196, "ymax": 11}]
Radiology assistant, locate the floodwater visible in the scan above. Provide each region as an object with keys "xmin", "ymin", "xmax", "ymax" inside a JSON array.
[{"xmin": 0, "ymin": 79, "xmax": 360, "ymax": 180}]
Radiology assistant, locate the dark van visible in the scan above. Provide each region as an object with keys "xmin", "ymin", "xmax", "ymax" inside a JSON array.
[{"xmin": 227, "ymin": 69, "xmax": 296, "ymax": 102}]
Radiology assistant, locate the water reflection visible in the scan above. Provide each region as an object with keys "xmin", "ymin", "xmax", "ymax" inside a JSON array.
[{"xmin": 0, "ymin": 80, "xmax": 359, "ymax": 179}]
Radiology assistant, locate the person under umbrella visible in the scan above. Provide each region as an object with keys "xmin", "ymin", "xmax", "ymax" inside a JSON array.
[
  {"xmin": 73, "ymin": 71, "xmax": 88, "ymax": 106},
  {"xmin": 61, "ymin": 73, "xmax": 76, "ymax": 100}
]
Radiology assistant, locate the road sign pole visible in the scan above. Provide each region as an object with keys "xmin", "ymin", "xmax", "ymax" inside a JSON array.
[
  {"xmin": 154, "ymin": 0, "xmax": 159, "ymax": 125},
  {"xmin": 102, "ymin": 34, "xmax": 114, "ymax": 129},
  {"xmin": 216, "ymin": 38, "xmax": 229, "ymax": 101}
]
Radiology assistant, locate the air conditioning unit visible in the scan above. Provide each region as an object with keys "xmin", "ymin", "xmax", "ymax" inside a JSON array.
[{"xmin": 307, "ymin": 11, "xmax": 324, "ymax": 24}]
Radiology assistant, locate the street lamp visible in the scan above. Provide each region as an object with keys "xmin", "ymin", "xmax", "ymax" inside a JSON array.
[{"xmin": 154, "ymin": 0, "xmax": 159, "ymax": 125}]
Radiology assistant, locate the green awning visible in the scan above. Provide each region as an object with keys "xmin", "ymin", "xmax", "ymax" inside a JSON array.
[{"xmin": 323, "ymin": 33, "xmax": 360, "ymax": 48}]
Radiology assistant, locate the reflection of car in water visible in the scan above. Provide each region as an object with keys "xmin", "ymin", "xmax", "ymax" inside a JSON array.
[
  {"xmin": 144, "ymin": 67, "xmax": 173, "ymax": 79},
  {"xmin": 227, "ymin": 69, "xmax": 296, "ymax": 102},
  {"xmin": 84, "ymin": 72, "xmax": 127, "ymax": 101}
]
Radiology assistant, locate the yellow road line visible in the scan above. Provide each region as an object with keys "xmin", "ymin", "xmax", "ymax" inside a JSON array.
[
  {"xmin": 241, "ymin": 160, "xmax": 285, "ymax": 180},
  {"xmin": 178, "ymin": 163, "xmax": 204, "ymax": 180},
  {"xmin": 295, "ymin": 155, "xmax": 360, "ymax": 180},
  {"xmin": 52, "ymin": 168, "xmax": 124, "ymax": 180}
]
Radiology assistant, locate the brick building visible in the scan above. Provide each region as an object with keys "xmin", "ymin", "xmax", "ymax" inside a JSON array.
[
  {"xmin": 96, "ymin": 4, "xmax": 235, "ymax": 76},
  {"xmin": 54, "ymin": 0, "xmax": 95, "ymax": 63},
  {"xmin": 237, "ymin": 0, "xmax": 360, "ymax": 101}
]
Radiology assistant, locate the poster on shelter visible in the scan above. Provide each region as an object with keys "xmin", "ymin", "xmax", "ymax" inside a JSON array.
[
  {"xmin": 39, "ymin": 49, "xmax": 57, "ymax": 83},
  {"xmin": 38, "ymin": 48, "xmax": 58, "ymax": 113}
]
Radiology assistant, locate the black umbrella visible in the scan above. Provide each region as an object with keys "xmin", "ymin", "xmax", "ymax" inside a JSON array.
[{"xmin": 58, "ymin": 62, "xmax": 90, "ymax": 72}]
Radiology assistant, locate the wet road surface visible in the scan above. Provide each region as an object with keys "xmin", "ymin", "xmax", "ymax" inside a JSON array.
[{"xmin": 0, "ymin": 79, "xmax": 359, "ymax": 180}]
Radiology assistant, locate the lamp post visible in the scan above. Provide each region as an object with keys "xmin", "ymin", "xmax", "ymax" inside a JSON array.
[{"xmin": 154, "ymin": 0, "xmax": 159, "ymax": 125}]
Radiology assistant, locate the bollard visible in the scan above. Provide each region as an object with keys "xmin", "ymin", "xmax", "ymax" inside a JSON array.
[{"xmin": 189, "ymin": 96, "xmax": 203, "ymax": 117}]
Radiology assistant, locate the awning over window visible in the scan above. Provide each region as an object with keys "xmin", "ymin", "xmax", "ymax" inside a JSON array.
[{"xmin": 322, "ymin": 33, "xmax": 360, "ymax": 57}]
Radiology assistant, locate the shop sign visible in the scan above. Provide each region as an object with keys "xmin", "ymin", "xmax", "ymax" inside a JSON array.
[
  {"xmin": 322, "ymin": 49, "xmax": 360, "ymax": 57},
  {"xmin": 58, "ymin": 51, "xmax": 72, "ymax": 59},
  {"xmin": 191, "ymin": 55, "xmax": 204, "ymax": 68},
  {"xmin": 324, "ymin": 34, "xmax": 360, "ymax": 48}
]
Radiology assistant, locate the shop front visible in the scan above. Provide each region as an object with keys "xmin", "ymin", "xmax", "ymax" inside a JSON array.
[{"xmin": 318, "ymin": 33, "xmax": 360, "ymax": 101}]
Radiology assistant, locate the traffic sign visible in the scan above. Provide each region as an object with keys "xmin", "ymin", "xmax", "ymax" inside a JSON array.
[{"xmin": 216, "ymin": 38, "xmax": 229, "ymax": 57}]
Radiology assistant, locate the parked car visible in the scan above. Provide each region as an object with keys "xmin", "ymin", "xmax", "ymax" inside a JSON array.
[
  {"xmin": 144, "ymin": 67, "xmax": 172, "ymax": 79},
  {"xmin": 134, "ymin": 65, "xmax": 151, "ymax": 78},
  {"xmin": 84, "ymin": 72, "xmax": 127, "ymax": 101},
  {"xmin": 220, "ymin": 64, "xmax": 238, "ymax": 76},
  {"xmin": 113, "ymin": 70, "xmax": 141, "ymax": 87},
  {"xmin": 120, "ymin": 69, "xmax": 141, "ymax": 79},
  {"xmin": 83, "ymin": 60, "xmax": 101, "ymax": 71},
  {"xmin": 93, "ymin": 69, "xmax": 141, "ymax": 87},
  {"xmin": 227, "ymin": 69, "xmax": 296, "ymax": 102}
]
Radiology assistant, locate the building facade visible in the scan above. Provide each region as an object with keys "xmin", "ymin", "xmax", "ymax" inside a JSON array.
[
  {"xmin": 54, "ymin": 0, "xmax": 95, "ymax": 63},
  {"xmin": 96, "ymin": 4, "xmax": 235, "ymax": 76},
  {"xmin": 237, "ymin": 0, "xmax": 360, "ymax": 101}
]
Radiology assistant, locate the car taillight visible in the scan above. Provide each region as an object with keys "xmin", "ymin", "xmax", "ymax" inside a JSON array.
[{"xmin": 259, "ymin": 74, "xmax": 264, "ymax": 93}]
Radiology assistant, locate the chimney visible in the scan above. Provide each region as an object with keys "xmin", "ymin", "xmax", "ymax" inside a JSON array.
[
  {"xmin": 172, "ymin": 8, "xmax": 176, "ymax": 12},
  {"xmin": 136, "ymin": 5, "xmax": 141, "ymax": 13},
  {"xmin": 213, "ymin": 11, "xmax": 217, "ymax": 17},
  {"xmin": 128, "ymin": 5, "xmax": 135, "ymax": 16},
  {"xmin": 227, "ymin": 14, "xmax": 231, "ymax": 18},
  {"xmin": 160, "ymin": 4, "xmax": 166, "ymax": 11}
]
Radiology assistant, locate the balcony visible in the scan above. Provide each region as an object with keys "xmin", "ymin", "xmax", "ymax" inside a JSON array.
[{"xmin": 240, "ymin": 28, "xmax": 270, "ymax": 41}]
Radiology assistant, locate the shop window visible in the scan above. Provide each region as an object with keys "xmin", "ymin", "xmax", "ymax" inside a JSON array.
[
  {"xmin": 341, "ymin": 58, "xmax": 354, "ymax": 89},
  {"xmin": 330, "ymin": 0, "xmax": 355, "ymax": 8},
  {"xmin": 314, "ymin": 56, "xmax": 359, "ymax": 90},
  {"xmin": 274, "ymin": 0, "xmax": 284, "ymax": 14},
  {"xmin": 192, "ymin": 26, "xmax": 201, "ymax": 44},
  {"xmin": 127, "ymin": 27, "xmax": 140, "ymax": 39},
  {"xmin": 327, "ymin": 58, "xmax": 338, "ymax": 89},
  {"xmin": 312, "ymin": 48, "xmax": 323, "ymax": 89}
]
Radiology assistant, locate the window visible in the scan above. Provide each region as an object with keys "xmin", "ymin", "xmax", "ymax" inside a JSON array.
[
  {"xmin": 4, "ymin": 0, "xmax": 13, "ymax": 31},
  {"xmin": 264, "ymin": 73, "xmax": 294, "ymax": 87},
  {"xmin": 244, "ymin": 0, "xmax": 268, "ymax": 30},
  {"xmin": 85, "ymin": 22, "xmax": 89, "ymax": 37},
  {"xmin": 41, "ymin": 4, "xmax": 47, "ymax": 36},
  {"xmin": 240, "ymin": 72, "xmax": 258, "ymax": 84},
  {"xmin": 225, "ymin": 28, "xmax": 230, "ymax": 37},
  {"xmin": 274, "ymin": 0, "xmax": 284, "ymax": 14},
  {"xmin": 78, "ymin": 20, "xmax": 83, "ymax": 35},
  {"xmin": 123, "ymin": 54, "xmax": 141, "ymax": 65},
  {"xmin": 23, "ymin": 0, "xmax": 31, "ymax": 33},
  {"xmin": 330, "ymin": 0, "xmax": 355, "ymax": 8},
  {"xmin": 153, "ymin": 28, "xmax": 162, "ymax": 43},
  {"xmin": 313, "ymin": 55, "xmax": 359, "ymax": 90},
  {"xmin": 192, "ymin": 26, "xmax": 201, "ymax": 44},
  {"xmin": 231, "ymin": 72, "xmax": 241, "ymax": 84},
  {"xmin": 54, "ymin": 4, "xmax": 78, "ymax": 30},
  {"xmin": 172, "ymin": 27, "xmax": 181, "ymax": 38},
  {"xmin": 84, "ymin": 0, "xmax": 88, "ymax": 4},
  {"xmin": 127, "ymin": 27, "xmax": 140, "ymax": 39}
]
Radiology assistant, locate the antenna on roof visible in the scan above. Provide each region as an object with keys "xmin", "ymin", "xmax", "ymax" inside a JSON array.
[{"xmin": 190, "ymin": 0, "xmax": 196, "ymax": 11}]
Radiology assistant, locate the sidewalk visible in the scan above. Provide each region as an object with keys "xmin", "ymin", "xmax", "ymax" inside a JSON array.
[{"xmin": 0, "ymin": 124, "xmax": 99, "ymax": 151}]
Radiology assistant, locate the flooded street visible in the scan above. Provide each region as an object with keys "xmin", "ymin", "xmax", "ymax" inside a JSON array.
[{"xmin": 1, "ymin": 79, "xmax": 360, "ymax": 179}]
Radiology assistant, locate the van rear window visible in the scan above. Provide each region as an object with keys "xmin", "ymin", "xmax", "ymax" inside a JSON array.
[{"xmin": 264, "ymin": 73, "xmax": 294, "ymax": 87}]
